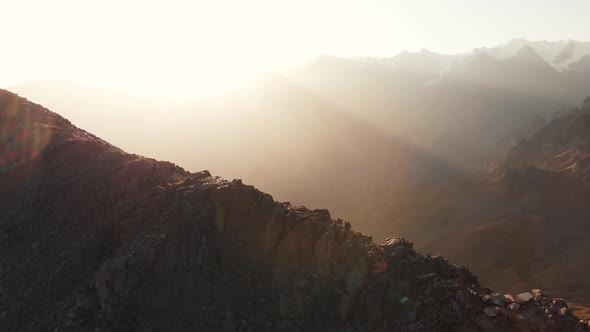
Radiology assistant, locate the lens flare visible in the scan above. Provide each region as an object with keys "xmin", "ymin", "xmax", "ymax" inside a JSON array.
[{"xmin": 0, "ymin": 93, "xmax": 52, "ymax": 172}]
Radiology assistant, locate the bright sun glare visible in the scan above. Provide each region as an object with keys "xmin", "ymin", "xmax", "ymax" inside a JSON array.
[
  {"xmin": 1, "ymin": 0, "xmax": 340, "ymax": 100},
  {"xmin": 2, "ymin": 0, "xmax": 590, "ymax": 100}
]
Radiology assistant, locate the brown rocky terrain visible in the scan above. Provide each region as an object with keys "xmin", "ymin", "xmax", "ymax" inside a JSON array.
[
  {"xmin": 370, "ymin": 98, "xmax": 590, "ymax": 317},
  {"xmin": 2, "ymin": 91, "xmax": 590, "ymax": 331}
]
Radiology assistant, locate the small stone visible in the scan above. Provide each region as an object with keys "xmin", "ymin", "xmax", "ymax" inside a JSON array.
[
  {"xmin": 559, "ymin": 307, "xmax": 568, "ymax": 316},
  {"xmin": 487, "ymin": 293, "xmax": 507, "ymax": 307},
  {"xmin": 504, "ymin": 294, "xmax": 515, "ymax": 303},
  {"xmin": 344, "ymin": 221, "xmax": 351, "ymax": 230},
  {"xmin": 532, "ymin": 289, "xmax": 543, "ymax": 298},
  {"xmin": 516, "ymin": 292, "xmax": 534, "ymax": 304},
  {"xmin": 149, "ymin": 186, "xmax": 166, "ymax": 196},
  {"xmin": 432, "ymin": 255, "xmax": 446, "ymax": 264},
  {"xmin": 509, "ymin": 303, "xmax": 520, "ymax": 311},
  {"xmin": 552, "ymin": 298, "xmax": 567, "ymax": 308},
  {"xmin": 417, "ymin": 272, "xmax": 437, "ymax": 280}
]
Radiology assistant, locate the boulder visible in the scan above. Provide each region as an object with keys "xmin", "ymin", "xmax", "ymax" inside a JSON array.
[
  {"xmin": 487, "ymin": 293, "xmax": 507, "ymax": 307},
  {"xmin": 532, "ymin": 288, "xmax": 543, "ymax": 298},
  {"xmin": 516, "ymin": 292, "xmax": 534, "ymax": 304}
]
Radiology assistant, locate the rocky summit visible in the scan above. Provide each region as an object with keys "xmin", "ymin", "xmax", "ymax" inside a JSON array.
[{"xmin": 1, "ymin": 89, "xmax": 589, "ymax": 332}]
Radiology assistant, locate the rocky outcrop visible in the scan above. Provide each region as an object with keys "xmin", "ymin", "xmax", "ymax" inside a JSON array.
[{"xmin": 1, "ymin": 89, "xmax": 589, "ymax": 331}]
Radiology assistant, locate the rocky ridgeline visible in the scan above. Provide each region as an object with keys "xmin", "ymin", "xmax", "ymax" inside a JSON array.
[
  {"xmin": 0, "ymin": 89, "xmax": 589, "ymax": 331},
  {"xmin": 83, "ymin": 175, "xmax": 590, "ymax": 331}
]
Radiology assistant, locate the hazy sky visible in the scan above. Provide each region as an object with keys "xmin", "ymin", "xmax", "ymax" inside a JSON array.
[{"xmin": 2, "ymin": 0, "xmax": 590, "ymax": 99}]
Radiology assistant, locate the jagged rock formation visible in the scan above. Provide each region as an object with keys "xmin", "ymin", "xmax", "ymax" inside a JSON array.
[{"xmin": 1, "ymin": 90, "xmax": 589, "ymax": 331}]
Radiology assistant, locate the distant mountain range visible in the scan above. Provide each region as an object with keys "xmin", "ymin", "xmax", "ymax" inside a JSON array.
[
  {"xmin": 11, "ymin": 39, "xmax": 590, "ymax": 169},
  {"xmin": 380, "ymin": 38, "xmax": 590, "ymax": 75}
]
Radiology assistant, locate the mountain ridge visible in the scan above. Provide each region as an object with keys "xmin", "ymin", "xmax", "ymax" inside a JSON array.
[{"xmin": 2, "ymin": 90, "xmax": 590, "ymax": 331}]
